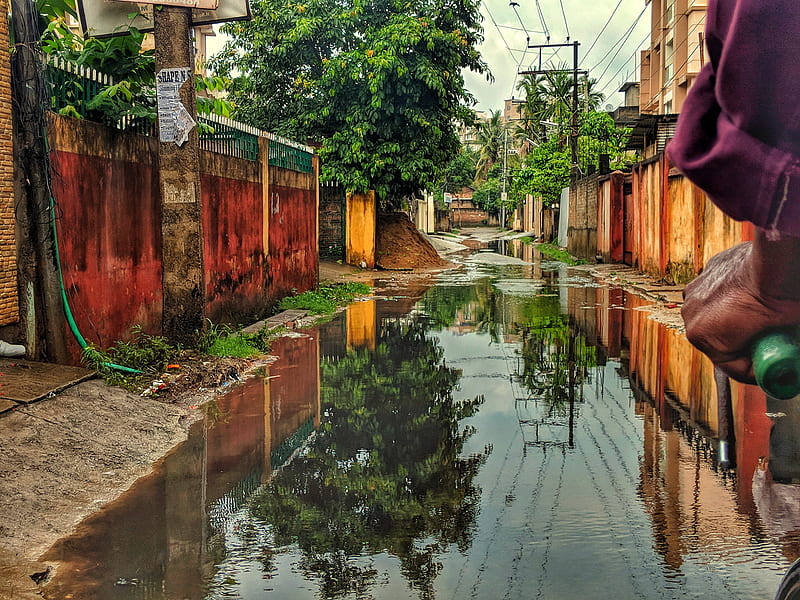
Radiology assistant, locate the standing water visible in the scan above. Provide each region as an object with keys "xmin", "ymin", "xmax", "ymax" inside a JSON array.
[{"xmin": 42, "ymin": 245, "xmax": 800, "ymax": 600}]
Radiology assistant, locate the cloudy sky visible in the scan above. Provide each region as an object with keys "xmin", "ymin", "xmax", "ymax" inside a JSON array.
[
  {"xmin": 464, "ymin": 0, "xmax": 651, "ymax": 113},
  {"xmin": 206, "ymin": 0, "xmax": 652, "ymax": 114}
]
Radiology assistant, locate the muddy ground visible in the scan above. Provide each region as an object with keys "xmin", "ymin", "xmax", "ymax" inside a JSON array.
[{"xmin": 0, "ymin": 225, "xmax": 684, "ymax": 599}]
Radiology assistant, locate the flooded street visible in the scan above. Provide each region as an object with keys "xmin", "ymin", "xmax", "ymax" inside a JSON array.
[{"xmin": 42, "ymin": 244, "xmax": 800, "ymax": 600}]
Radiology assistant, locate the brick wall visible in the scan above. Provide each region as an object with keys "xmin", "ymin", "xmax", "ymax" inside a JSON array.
[
  {"xmin": 568, "ymin": 174, "xmax": 599, "ymax": 260},
  {"xmin": 0, "ymin": 16, "xmax": 19, "ymax": 325},
  {"xmin": 319, "ymin": 182, "xmax": 344, "ymax": 259}
]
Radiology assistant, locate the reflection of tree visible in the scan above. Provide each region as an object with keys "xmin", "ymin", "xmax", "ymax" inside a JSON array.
[
  {"xmin": 420, "ymin": 280, "xmax": 502, "ymax": 342},
  {"xmin": 520, "ymin": 317, "xmax": 596, "ymax": 411},
  {"xmin": 248, "ymin": 318, "xmax": 486, "ymax": 599}
]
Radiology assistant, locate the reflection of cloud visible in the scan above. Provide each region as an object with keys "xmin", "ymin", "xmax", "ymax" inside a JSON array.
[{"xmin": 753, "ymin": 459, "xmax": 800, "ymax": 537}]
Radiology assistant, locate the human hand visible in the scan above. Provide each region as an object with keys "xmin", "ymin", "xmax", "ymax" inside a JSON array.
[{"xmin": 681, "ymin": 235, "xmax": 800, "ymax": 383}]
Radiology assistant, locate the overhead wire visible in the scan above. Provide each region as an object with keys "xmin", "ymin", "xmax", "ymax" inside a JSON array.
[
  {"xmin": 534, "ymin": 0, "xmax": 550, "ymax": 43},
  {"xmin": 557, "ymin": 0, "xmax": 570, "ymax": 42},
  {"xmin": 485, "ymin": 1, "xmax": 526, "ymax": 65},
  {"xmin": 590, "ymin": 3, "xmax": 649, "ymax": 84},
  {"xmin": 583, "ymin": 0, "xmax": 625, "ymax": 61},
  {"xmin": 596, "ymin": 13, "xmax": 705, "ymax": 102}
]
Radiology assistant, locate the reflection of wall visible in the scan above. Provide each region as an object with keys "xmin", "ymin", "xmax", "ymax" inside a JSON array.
[
  {"xmin": 346, "ymin": 299, "xmax": 377, "ymax": 351},
  {"xmin": 42, "ymin": 334, "xmax": 322, "ymax": 597},
  {"xmin": 566, "ymin": 283, "xmax": 787, "ymax": 564}
]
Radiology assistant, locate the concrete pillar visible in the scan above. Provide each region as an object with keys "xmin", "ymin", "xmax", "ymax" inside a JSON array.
[
  {"xmin": 345, "ymin": 190, "xmax": 376, "ymax": 268},
  {"xmin": 155, "ymin": 7, "xmax": 205, "ymax": 345}
]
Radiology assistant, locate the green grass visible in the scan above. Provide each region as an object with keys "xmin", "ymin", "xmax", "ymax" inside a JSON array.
[
  {"xmin": 278, "ymin": 282, "xmax": 371, "ymax": 314},
  {"xmin": 534, "ymin": 242, "xmax": 587, "ymax": 266}
]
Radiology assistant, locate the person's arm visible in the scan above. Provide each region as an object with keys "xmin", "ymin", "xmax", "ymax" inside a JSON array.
[{"xmin": 682, "ymin": 229, "xmax": 800, "ymax": 383}]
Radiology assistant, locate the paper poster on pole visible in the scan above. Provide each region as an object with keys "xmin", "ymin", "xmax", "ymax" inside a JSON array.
[
  {"xmin": 156, "ymin": 68, "xmax": 196, "ymax": 146},
  {"xmin": 76, "ymin": 0, "xmax": 251, "ymax": 38}
]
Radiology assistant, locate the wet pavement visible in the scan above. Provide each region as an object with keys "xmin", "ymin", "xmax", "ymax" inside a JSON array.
[{"xmin": 36, "ymin": 242, "xmax": 800, "ymax": 599}]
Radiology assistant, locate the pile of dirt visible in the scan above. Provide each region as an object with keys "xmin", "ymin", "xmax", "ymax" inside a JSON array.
[{"xmin": 376, "ymin": 212, "xmax": 450, "ymax": 270}]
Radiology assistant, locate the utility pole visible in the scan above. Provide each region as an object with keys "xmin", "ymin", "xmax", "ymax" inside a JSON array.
[
  {"xmin": 520, "ymin": 41, "xmax": 583, "ymax": 182},
  {"xmin": 154, "ymin": 7, "xmax": 205, "ymax": 345},
  {"xmin": 10, "ymin": 0, "xmax": 69, "ymax": 361},
  {"xmin": 501, "ymin": 126, "xmax": 507, "ymax": 229}
]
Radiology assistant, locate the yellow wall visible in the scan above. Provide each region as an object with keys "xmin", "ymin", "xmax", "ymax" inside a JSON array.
[{"xmin": 345, "ymin": 191, "xmax": 376, "ymax": 268}]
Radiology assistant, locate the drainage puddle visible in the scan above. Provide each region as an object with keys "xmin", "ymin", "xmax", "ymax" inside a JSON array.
[{"xmin": 40, "ymin": 255, "xmax": 800, "ymax": 599}]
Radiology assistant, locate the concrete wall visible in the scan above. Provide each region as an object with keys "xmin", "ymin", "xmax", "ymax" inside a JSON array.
[
  {"xmin": 0, "ymin": 16, "xmax": 18, "ymax": 327},
  {"xmin": 48, "ymin": 117, "xmax": 163, "ymax": 355},
  {"xmin": 46, "ymin": 114, "xmax": 318, "ymax": 360},
  {"xmin": 267, "ymin": 162, "xmax": 319, "ymax": 299},
  {"xmin": 581, "ymin": 151, "xmax": 750, "ymax": 282},
  {"xmin": 346, "ymin": 190, "xmax": 376, "ymax": 268}
]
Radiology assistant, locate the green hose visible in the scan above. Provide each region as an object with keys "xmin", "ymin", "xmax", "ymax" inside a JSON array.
[{"xmin": 49, "ymin": 195, "xmax": 142, "ymax": 375}]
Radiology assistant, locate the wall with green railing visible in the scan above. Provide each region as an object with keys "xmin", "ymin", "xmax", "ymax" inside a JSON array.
[{"xmin": 45, "ymin": 59, "xmax": 314, "ymax": 173}]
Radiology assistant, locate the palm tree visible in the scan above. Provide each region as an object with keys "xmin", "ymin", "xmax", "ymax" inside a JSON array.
[{"xmin": 474, "ymin": 110, "xmax": 506, "ymax": 180}]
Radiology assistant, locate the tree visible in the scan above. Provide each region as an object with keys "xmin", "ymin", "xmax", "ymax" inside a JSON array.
[
  {"xmin": 437, "ymin": 146, "xmax": 477, "ymax": 195},
  {"xmin": 511, "ymin": 140, "xmax": 571, "ymax": 207},
  {"xmin": 473, "ymin": 109, "xmax": 506, "ymax": 180},
  {"xmin": 211, "ymin": 0, "xmax": 489, "ymax": 204}
]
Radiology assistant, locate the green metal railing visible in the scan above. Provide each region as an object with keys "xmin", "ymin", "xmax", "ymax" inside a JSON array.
[
  {"xmin": 268, "ymin": 136, "xmax": 314, "ymax": 173},
  {"xmin": 270, "ymin": 416, "xmax": 316, "ymax": 469},
  {"xmin": 46, "ymin": 56, "xmax": 112, "ymax": 117},
  {"xmin": 198, "ymin": 115, "xmax": 260, "ymax": 161}
]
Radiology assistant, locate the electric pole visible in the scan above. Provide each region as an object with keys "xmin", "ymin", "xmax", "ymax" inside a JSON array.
[
  {"xmin": 520, "ymin": 40, "xmax": 583, "ymax": 181},
  {"xmin": 10, "ymin": 0, "xmax": 69, "ymax": 361},
  {"xmin": 154, "ymin": 6, "xmax": 206, "ymax": 345}
]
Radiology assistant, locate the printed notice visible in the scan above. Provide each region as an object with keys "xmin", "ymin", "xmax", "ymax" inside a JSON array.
[{"xmin": 156, "ymin": 68, "xmax": 197, "ymax": 146}]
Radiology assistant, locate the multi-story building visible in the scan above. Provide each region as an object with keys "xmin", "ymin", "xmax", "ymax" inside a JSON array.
[
  {"xmin": 502, "ymin": 98, "xmax": 525, "ymax": 125},
  {"xmin": 459, "ymin": 109, "xmax": 487, "ymax": 149},
  {"xmin": 639, "ymin": 0, "xmax": 707, "ymax": 115}
]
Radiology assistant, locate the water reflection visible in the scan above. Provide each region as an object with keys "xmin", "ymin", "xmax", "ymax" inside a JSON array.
[
  {"xmin": 41, "ymin": 333, "xmax": 320, "ymax": 600},
  {"xmin": 40, "ymin": 255, "xmax": 800, "ymax": 600}
]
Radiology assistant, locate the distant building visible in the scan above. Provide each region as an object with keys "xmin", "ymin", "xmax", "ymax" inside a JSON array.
[
  {"xmin": 503, "ymin": 98, "xmax": 524, "ymax": 124},
  {"xmin": 639, "ymin": 0, "xmax": 707, "ymax": 115},
  {"xmin": 459, "ymin": 110, "xmax": 487, "ymax": 149}
]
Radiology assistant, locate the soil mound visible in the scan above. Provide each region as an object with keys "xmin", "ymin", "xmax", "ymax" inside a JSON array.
[{"xmin": 376, "ymin": 212, "xmax": 450, "ymax": 270}]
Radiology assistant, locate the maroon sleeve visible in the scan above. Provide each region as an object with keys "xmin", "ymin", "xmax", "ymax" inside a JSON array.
[{"xmin": 667, "ymin": 0, "xmax": 800, "ymax": 236}]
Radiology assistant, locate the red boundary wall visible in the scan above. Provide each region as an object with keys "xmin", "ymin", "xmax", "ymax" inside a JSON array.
[{"xmin": 47, "ymin": 115, "xmax": 318, "ymax": 362}]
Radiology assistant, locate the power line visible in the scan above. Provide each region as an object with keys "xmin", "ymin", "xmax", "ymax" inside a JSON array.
[
  {"xmin": 595, "ymin": 13, "xmax": 705, "ymax": 102},
  {"xmin": 485, "ymin": 1, "xmax": 524, "ymax": 65},
  {"xmin": 534, "ymin": 0, "xmax": 550, "ymax": 43},
  {"xmin": 583, "ymin": 0, "xmax": 625, "ymax": 61},
  {"xmin": 557, "ymin": 0, "xmax": 570, "ymax": 42},
  {"xmin": 591, "ymin": 4, "xmax": 649, "ymax": 83}
]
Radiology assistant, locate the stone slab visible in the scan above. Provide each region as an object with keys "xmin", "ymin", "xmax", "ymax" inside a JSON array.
[
  {"xmin": 241, "ymin": 310, "xmax": 309, "ymax": 335},
  {"xmin": 0, "ymin": 359, "xmax": 94, "ymax": 405}
]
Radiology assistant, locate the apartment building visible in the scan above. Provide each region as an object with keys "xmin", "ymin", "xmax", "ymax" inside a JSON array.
[{"xmin": 639, "ymin": 0, "xmax": 707, "ymax": 115}]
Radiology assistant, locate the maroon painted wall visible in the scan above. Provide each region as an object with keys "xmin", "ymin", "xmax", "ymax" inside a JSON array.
[
  {"xmin": 202, "ymin": 173, "xmax": 266, "ymax": 324},
  {"xmin": 50, "ymin": 148, "xmax": 163, "ymax": 359},
  {"xmin": 268, "ymin": 182, "xmax": 318, "ymax": 299}
]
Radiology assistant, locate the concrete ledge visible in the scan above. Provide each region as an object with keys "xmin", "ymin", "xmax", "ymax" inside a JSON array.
[{"xmin": 241, "ymin": 310, "xmax": 309, "ymax": 334}]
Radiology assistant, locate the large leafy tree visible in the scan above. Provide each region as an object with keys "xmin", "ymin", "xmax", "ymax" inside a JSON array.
[{"xmin": 211, "ymin": 0, "xmax": 489, "ymax": 204}]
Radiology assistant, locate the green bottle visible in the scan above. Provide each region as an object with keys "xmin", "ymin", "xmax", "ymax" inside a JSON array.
[{"xmin": 752, "ymin": 331, "xmax": 800, "ymax": 400}]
